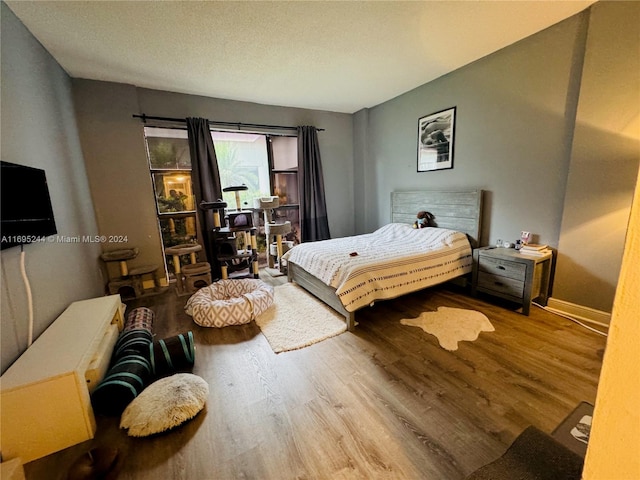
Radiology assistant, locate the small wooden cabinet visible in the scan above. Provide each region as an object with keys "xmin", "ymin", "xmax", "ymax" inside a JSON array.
[
  {"xmin": 472, "ymin": 247, "xmax": 553, "ymax": 315},
  {"xmin": 0, "ymin": 295, "xmax": 124, "ymax": 463}
]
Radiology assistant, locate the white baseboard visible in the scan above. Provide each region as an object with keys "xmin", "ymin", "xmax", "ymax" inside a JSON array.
[{"xmin": 546, "ymin": 297, "xmax": 611, "ymax": 327}]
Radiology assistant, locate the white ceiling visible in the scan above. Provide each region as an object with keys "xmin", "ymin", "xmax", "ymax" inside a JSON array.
[{"xmin": 5, "ymin": 0, "xmax": 596, "ymax": 114}]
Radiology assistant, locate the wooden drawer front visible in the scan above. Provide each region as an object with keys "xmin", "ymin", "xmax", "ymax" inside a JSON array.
[
  {"xmin": 478, "ymin": 256, "xmax": 526, "ymax": 281},
  {"xmin": 477, "ymin": 272, "xmax": 524, "ymax": 299}
]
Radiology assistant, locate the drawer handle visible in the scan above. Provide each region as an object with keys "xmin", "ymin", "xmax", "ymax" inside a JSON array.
[
  {"xmin": 497, "ymin": 265, "xmax": 506, "ymax": 270},
  {"xmin": 494, "ymin": 282, "xmax": 504, "ymax": 287}
]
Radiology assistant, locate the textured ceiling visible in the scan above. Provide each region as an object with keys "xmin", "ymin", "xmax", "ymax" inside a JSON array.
[{"xmin": 5, "ymin": 1, "xmax": 596, "ymax": 113}]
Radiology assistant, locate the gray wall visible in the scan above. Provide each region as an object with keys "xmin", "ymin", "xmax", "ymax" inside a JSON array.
[
  {"xmin": 1, "ymin": 3, "xmax": 104, "ymax": 373},
  {"xmin": 354, "ymin": 3, "xmax": 639, "ymax": 314},
  {"xmin": 72, "ymin": 81, "xmax": 165, "ymax": 280},
  {"xmin": 356, "ymin": 13, "xmax": 584, "ymax": 245},
  {"xmin": 353, "ymin": 108, "xmax": 370, "ymax": 235},
  {"xmin": 555, "ymin": 2, "xmax": 640, "ymax": 312},
  {"xmin": 136, "ymin": 88, "xmax": 355, "ymax": 239},
  {"xmin": 71, "ymin": 82, "xmax": 355, "ymax": 283}
]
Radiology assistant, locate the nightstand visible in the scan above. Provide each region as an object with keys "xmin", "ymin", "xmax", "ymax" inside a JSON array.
[{"xmin": 472, "ymin": 246, "xmax": 553, "ymax": 315}]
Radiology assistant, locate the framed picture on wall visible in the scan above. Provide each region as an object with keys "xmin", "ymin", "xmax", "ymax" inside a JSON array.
[{"xmin": 417, "ymin": 107, "xmax": 456, "ymax": 172}]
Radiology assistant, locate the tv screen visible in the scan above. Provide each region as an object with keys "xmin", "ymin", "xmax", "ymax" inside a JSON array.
[{"xmin": 1, "ymin": 161, "xmax": 57, "ymax": 250}]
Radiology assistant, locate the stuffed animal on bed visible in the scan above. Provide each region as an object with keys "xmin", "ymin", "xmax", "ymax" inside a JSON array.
[{"xmin": 413, "ymin": 211, "xmax": 436, "ymax": 229}]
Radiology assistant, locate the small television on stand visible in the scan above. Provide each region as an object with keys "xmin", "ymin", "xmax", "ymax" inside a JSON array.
[{"xmin": 1, "ymin": 161, "xmax": 57, "ymax": 250}]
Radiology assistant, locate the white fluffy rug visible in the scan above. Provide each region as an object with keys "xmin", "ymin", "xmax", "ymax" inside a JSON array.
[
  {"xmin": 255, "ymin": 283, "xmax": 347, "ymax": 353},
  {"xmin": 400, "ymin": 306, "xmax": 495, "ymax": 351},
  {"xmin": 120, "ymin": 373, "xmax": 209, "ymax": 437}
]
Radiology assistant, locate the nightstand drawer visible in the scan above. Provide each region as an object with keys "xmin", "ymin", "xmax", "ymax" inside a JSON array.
[
  {"xmin": 477, "ymin": 271, "xmax": 524, "ymax": 299},
  {"xmin": 478, "ymin": 256, "xmax": 526, "ymax": 281},
  {"xmin": 472, "ymin": 246, "xmax": 553, "ymax": 316}
]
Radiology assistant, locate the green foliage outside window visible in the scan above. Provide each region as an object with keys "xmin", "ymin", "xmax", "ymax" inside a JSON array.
[
  {"xmin": 147, "ymin": 138, "xmax": 190, "ymax": 169},
  {"xmin": 216, "ymin": 142, "xmax": 269, "ymax": 207}
]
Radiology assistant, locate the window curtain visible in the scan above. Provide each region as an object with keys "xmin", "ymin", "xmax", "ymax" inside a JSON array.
[
  {"xmin": 186, "ymin": 117, "xmax": 222, "ymax": 277},
  {"xmin": 297, "ymin": 126, "xmax": 331, "ymax": 242}
]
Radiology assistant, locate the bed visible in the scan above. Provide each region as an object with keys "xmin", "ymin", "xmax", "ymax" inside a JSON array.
[{"xmin": 283, "ymin": 190, "xmax": 484, "ymax": 330}]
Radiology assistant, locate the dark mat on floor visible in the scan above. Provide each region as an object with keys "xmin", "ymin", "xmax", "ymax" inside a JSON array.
[
  {"xmin": 465, "ymin": 426, "xmax": 584, "ymax": 480},
  {"xmin": 551, "ymin": 401, "xmax": 593, "ymax": 457}
]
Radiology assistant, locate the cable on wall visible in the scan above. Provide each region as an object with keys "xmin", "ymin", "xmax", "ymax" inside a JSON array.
[{"xmin": 19, "ymin": 245, "xmax": 34, "ymax": 347}]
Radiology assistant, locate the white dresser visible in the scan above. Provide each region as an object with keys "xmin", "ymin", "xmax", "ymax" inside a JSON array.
[{"xmin": 1, "ymin": 295, "xmax": 124, "ymax": 464}]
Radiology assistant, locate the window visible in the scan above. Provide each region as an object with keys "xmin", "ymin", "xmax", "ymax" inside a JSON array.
[
  {"xmin": 145, "ymin": 128, "xmax": 197, "ymax": 253},
  {"xmin": 213, "ymin": 132, "xmax": 270, "ymax": 209},
  {"xmin": 270, "ymin": 136, "xmax": 300, "ymax": 244},
  {"xmin": 144, "ymin": 127, "xmax": 300, "ymax": 276}
]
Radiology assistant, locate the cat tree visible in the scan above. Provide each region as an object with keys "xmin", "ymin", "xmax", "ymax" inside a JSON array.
[
  {"xmin": 100, "ymin": 248, "xmax": 161, "ymax": 298},
  {"xmin": 254, "ymin": 196, "xmax": 292, "ymax": 272}
]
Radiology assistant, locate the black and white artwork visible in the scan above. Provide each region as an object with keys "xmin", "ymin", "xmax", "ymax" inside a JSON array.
[{"xmin": 417, "ymin": 107, "xmax": 456, "ymax": 172}]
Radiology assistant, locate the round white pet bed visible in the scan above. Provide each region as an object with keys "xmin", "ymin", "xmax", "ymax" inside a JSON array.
[{"xmin": 185, "ymin": 278, "xmax": 274, "ymax": 327}]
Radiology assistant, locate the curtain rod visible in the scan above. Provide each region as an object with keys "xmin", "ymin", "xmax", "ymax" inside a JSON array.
[{"xmin": 132, "ymin": 113, "xmax": 324, "ymax": 132}]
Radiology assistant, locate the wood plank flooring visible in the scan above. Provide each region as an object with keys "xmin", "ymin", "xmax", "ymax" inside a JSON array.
[{"xmin": 24, "ymin": 272, "xmax": 606, "ymax": 479}]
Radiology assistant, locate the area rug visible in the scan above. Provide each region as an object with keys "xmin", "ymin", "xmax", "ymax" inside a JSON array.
[
  {"xmin": 551, "ymin": 401, "xmax": 594, "ymax": 457},
  {"xmin": 400, "ymin": 306, "xmax": 494, "ymax": 351},
  {"xmin": 465, "ymin": 425, "xmax": 584, "ymax": 480},
  {"xmin": 255, "ymin": 283, "xmax": 347, "ymax": 353}
]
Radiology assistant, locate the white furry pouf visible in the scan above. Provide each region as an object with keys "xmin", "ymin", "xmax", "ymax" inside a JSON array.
[{"xmin": 120, "ymin": 373, "xmax": 209, "ymax": 437}]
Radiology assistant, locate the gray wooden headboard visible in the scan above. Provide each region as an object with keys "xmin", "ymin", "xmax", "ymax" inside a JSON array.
[{"xmin": 391, "ymin": 190, "xmax": 484, "ymax": 248}]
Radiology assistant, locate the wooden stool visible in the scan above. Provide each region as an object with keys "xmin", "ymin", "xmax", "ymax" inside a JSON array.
[{"xmin": 182, "ymin": 262, "xmax": 212, "ymax": 294}]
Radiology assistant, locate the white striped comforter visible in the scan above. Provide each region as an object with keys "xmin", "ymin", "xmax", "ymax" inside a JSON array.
[{"xmin": 282, "ymin": 223, "xmax": 473, "ymax": 312}]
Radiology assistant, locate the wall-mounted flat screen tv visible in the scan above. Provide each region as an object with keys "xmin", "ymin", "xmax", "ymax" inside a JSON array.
[{"xmin": 1, "ymin": 161, "xmax": 57, "ymax": 250}]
